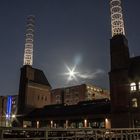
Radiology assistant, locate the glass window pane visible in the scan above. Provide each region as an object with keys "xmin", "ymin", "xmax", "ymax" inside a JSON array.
[
  {"xmin": 132, "ymin": 98, "xmax": 138, "ymax": 108},
  {"xmin": 130, "ymin": 82, "xmax": 136, "ymax": 91}
]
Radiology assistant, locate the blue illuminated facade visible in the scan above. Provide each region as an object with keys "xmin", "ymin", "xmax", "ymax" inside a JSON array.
[{"xmin": 6, "ymin": 96, "xmax": 12, "ymax": 119}]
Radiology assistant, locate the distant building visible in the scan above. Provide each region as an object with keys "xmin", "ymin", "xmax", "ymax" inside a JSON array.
[
  {"xmin": 51, "ymin": 84, "xmax": 110, "ymax": 105},
  {"xmin": 22, "ymin": 84, "xmax": 110, "ymax": 128},
  {"xmin": 0, "ymin": 95, "xmax": 18, "ymax": 127}
]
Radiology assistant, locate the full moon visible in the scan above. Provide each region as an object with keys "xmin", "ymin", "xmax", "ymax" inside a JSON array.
[{"xmin": 65, "ymin": 65, "xmax": 79, "ymax": 81}]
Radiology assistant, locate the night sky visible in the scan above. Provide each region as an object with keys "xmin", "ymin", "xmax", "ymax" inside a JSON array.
[{"xmin": 0, "ymin": 0, "xmax": 140, "ymax": 95}]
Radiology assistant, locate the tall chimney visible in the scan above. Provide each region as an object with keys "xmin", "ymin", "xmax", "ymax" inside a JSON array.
[
  {"xmin": 110, "ymin": 0, "xmax": 125, "ymax": 37},
  {"xmin": 23, "ymin": 15, "xmax": 35, "ymax": 66}
]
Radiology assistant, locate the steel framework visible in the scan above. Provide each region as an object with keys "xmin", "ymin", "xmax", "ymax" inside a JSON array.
[
  {"xmin": 23, "ymin": 15, "xmax": 35, "ymax": 66},
  {"xmin": 110, "ymin": 0, "xmax": 125, "ymax": 37}
]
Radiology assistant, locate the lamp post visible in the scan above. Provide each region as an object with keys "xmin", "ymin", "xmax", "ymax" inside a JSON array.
[{"xmin": 5, "ymin": 114, "xmax": 16, "ymax": 127}]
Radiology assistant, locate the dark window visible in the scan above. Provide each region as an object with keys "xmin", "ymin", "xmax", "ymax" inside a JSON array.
[
  {"xmin": 45, "ymin": 97, "xmax": 47, "ymax": 101},
  {"xmin": 42, "ymin": 96, "xmax": 44, "ymax": 100}
]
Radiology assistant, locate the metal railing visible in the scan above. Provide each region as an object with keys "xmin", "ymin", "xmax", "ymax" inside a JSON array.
[{"xmin": 1, "ymin": 127, "xmax": 140, "ymax": 140}]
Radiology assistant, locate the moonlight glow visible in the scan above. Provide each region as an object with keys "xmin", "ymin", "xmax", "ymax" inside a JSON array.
[{"xmin": 65, "ymin": 65, "xmax": 79, "ymax": 81}]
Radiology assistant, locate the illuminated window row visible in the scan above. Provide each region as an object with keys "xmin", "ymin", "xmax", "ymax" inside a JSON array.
[
  {"xmin": 87, "ymin": 86, "xmax": 102, "ymax": 92},
  {"xmin": 130, "ymin": 82, "xmax": 140, "ymax": 92}
]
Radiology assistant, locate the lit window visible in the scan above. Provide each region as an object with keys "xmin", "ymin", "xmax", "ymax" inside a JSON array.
[
  {"xmin": 56, "ymin": 100, "xmax": 61, "ymax": 104},
  {"xmin": 56, "ymin": 95, "xmax": 60, "ymax": 99},
  {"xmin": 97, "ymin": 89, "xmax": 100, "ymax": 92},
  {"xmin": 66, "ymin": 93, "xmax": 70, "ymax": 97},
  {"xmin": 12, "ymin": 101, "xmax": 15, "ymax": 104},
  {"xmin": 139, "ymin": 82, "xmax": 140, "ymax": 90},
  {"xmin": 130, "ymin": 82, "xmax": 136, "ymax": 91},
  {"xmin": 132, "ymin": 98, "xmax": 138, "ymax": 108}
]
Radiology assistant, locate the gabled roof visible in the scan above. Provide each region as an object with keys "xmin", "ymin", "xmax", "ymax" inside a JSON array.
[
  {"xmin": 31, "ymin": 68, "xmax": 51, "ymax": 87},
  {"xmin": 21, "ymin": 65, "xmax": 51, "ymax": 87}
]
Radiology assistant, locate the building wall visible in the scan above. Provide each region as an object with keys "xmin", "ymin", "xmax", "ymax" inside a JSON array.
[
  {"xmin": 51, "ymin": 84, "xmax": 110, "ymax": 106},
  {"xmin": 109, "ymin": 35, "xmax": 140, "ymax": 128},
  {"xmin": 24, "ymin": 99, "xmax": 111, "ymax": 128},
  {"xmin": 0, "ymin": 96, "xmax": 6, "ymax": 126},
  {"xmin": 51, "ymin": 89, "xmax": 63, "ymax": 104},
  {"xmin": 109, "ymin": 70, "xmax": 130, "ymax": 112},
  {"xmin": 86, "ymin": 85, "xmax": 110, "ymax": 100},
  {"xmin": 26, "ymin": 82, "xmax": 51, "ymax": 108},
  {"xmin": 63, "ymin": 84, "xmax": 86, "ymax": 105},
  {"xmin": 109, "ymin": 35, "xmax": 131, "ymax": 128},
  {"xmin": 18, "ymin": 65, "xmax": 51, "ymax": 116}
]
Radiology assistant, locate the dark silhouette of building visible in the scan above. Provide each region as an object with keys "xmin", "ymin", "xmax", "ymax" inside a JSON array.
[
  {"xmin": 109, "ymin": 35, "xmax": 140, "ymax": 128},
  {"xmin": 18, "ymin": 65, "xmax": 51, "ymax": 118},
  {"xmin": 24, "ymin": 99, "xmax": 111, "ymax": 128},
  {"xmin": 109, "ymin": 0, "xmax": 140, "ymax": 128},
  {"xmin": 109, "ymin": 35, "xmax": 130, "ymax": 128}
]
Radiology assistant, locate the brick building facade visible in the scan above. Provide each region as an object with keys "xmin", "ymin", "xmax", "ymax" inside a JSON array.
[
  {"xmin": 18, "ymin": 65, "xmax": 51, "ymax": 116},
  {"xmin": 51, "ymin": 84, "xmax": 109, "ymax": 105},
  {"xmin": 109, "ymin": 35, "xmax": 140, "ymax": 128}
]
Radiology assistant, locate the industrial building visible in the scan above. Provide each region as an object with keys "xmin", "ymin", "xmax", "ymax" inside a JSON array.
[
  {"xmin": 109, "ymin": 0, "xmax": 140, "ymax": 128},
  {"xmin": 17, "ymin": 16, "xmax": 52, "ymax": 117},
  {"xmin": 15, "ymin": 0, "xmax": 140, "ymax": 128},
  {"xmin": 16, "ymin": 14, "xmax": 110, "ymax": 128}
]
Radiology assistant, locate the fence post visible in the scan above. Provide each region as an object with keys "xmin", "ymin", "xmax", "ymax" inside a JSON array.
[
  {"xmin": 45, "ymin": 129, "xmax": 48, "ymax": 140},
  {"xmin": 121, "ymin": 130, "xmax": 123, "ymax": 140},
  {"xmin": 95, "ymin": 130, "xmax": 97, "ymax": 140},
  {"xmin": 0, "ymin": 129, "xmax": 3, "ymax": 140}
]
